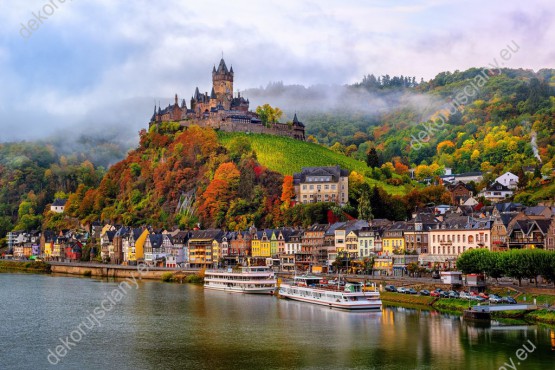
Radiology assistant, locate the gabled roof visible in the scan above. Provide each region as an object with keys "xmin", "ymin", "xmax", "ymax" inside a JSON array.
[
  {"xmin": 306, "ymin": 224, "xmax": 330, "ymax": 233},
  {"xmin": 524, "ymin": 206, "xmax": 550, "ymax": 216},
  {"xmin": 189, "ymin": 229, "xmax": 224, "ymax": 241},
  {"xmin": 148, "ymin": 234, "xmax": 164, "ymax": 249},
  {"xmin": 293, "ymin": 166, "xmax": 349, "ymax": 183},
  {"xmin": 494, "ymin": 202, "xmax": 523, "ymax": 213},
  {"xmin": 486, "ymin": 181, "xmax": 511, "ymax": 192},
  {"xmin": 336, "ymin": 220, "xmax": 369, "ymax": 233},
  {"xmin": 104, "ymin": 231, "xmax": 116, "ymax": 242},
  {"xmin": 52, "ymin": 198, "xmax": 67, "ymax": 207}
]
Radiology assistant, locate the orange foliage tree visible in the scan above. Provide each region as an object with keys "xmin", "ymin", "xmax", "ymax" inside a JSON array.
[{"xmin": 280, "ymin": 175, "xmax": 295, "ymax": 208}]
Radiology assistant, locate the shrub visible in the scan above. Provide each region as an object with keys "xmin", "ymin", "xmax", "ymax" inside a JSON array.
[
  {"xmin": 83, "ymin": 270, "xmax": 92, "ymax": 277},
  {"xmin": 161, "ymin": 272, "xmax": 174, "ymax": 282},
  {"xmin": 184, "ymin": 274, "xmax": 204, "ymax": 284}
]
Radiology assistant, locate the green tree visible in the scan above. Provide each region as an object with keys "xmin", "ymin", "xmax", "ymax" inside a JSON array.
[
  {"xmin": 256, "ymin": 104, "xmax": 283, "ymax": 126},
  {"xmin": 366, "ymin": 148, "xmax": 380, "ymax": 168},
  {"xmin": 357, "ymin": 183, "xmax": 373, "ymax": 220}
]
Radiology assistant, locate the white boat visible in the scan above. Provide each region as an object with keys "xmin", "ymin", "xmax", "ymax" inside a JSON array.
[
  {"xmin": 204, "ymin": 266, "xmax": 276, "ymax": 294},
  {"xmin": 278, "ymin": 276, "xmax": 382, "ymax": 310}
]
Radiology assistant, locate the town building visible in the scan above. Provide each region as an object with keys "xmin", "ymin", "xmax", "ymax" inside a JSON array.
[
  {"xmin": 479, "ymin": 181, "xmax": 514, "ymax": 202},
  {"xmin": 50, "ymin": 198, "xmax": 67, "ymax": 213},
  {"xmin": 495, "ymin": 172, "xmax": 519, "ymax": 189},
  {"xmin": 188, "ymin": 229, "xmax": 224, "ymax": 269},
  {"xmin": 446, "ymin": 182, "xmax": 473, "ymax": 205},
  {"xmin": 382, "ymin": 222, "xmax": 406, "ymax": 255},
  {"xmin": 424, "ymin": 215, "xmax": 492, "ymax": 269},
  {"xmin": 293, "ymin": 166, "xmax": 349, "ymax": 205}
]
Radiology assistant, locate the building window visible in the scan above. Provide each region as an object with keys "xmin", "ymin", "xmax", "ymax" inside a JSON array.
[
  {"xmin": 302, "ymin": 185, "xmax": 307, "ymax": 190},
  {"xmin": 310, "ymin": 185, "xmax": 314, "ymax": 190}
]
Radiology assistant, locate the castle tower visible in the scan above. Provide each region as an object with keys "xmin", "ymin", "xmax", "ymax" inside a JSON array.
[{"xmin": 212, "ymin": 58, "xmax": 234, "ymax": 109}]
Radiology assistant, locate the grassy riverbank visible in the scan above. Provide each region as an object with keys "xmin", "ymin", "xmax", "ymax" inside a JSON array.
[
  {"xmin": 524, "ymin": 310, "xmax": 555, "ymax": 325},
  {"xmin": 161, "ymin": 271, "xmax": 204, "ymax": 284},
  {"xmin": 380, "ymin": 292, "xmax": 435, "ymax": 306},
  {"xmin": 0, "ymin": 260, "xmax": 51, "ymax": 273},
  {"xmin": 380, "ymin": 292, "xmax": 555, "ymax": 326}
]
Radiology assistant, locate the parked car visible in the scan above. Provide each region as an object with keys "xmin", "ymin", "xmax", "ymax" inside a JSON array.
[
  {"xmin": 502, "ymin": 296, "xmax": 517, "ymax": 304},
  {"xmin": 419, "ymin": 289, "xmax": 430, "ymax": 296},
  {"xmin": 430, "ymin": 291, "xmax": 440, "ymax": 297},
  {"xmin": 385, "ymin": 285, "xmax": 397, "ymax": 292},
  {"xmin": 448, "ymin": 291, "xmax": 460, "ymax": 299},
  {"xmin": 432, "ymin": 271, "xmax": 440, "ymax": 279},
  {"xmin": 439, "ymin": 291, "xmax": 450, "ymax": 298},
  {"xmin": 489, "ymin": 294, "xmax": 503, "ymax": 304},
  {"xmin": 478, "ymin": 292, "xmax": 489, "ymax": 299},
  {"xmin": 458, "ymin": 292, "xmax": 469, "ymax": 299},
  {"xmin": 407, "ymin": 288, "xmax": 418, "ymax": 295},
  {"xmin": 397, "ymin": 287, "xmax": 407, "ymax": 294},
  {"xmin": 472, "ymin": 296, "xmax": 486, "ymax": 302}
]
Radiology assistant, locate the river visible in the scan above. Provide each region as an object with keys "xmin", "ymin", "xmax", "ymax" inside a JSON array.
[{"xmin": 0, "ymin": 273, "xmax": 553, "ymax": 369}]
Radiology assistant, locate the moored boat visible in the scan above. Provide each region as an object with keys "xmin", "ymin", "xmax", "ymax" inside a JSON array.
[
  {"xmin": 204, "ymin": 266, "xmax": 276, "ymax": 294},
  {"xmin": 278, "ymin": 276, "xmax": 382, "ymax": 310}
]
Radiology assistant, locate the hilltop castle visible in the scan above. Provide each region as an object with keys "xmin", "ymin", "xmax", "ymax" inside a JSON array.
[{"xmin": 149, "ymin": 59, "xmax": 306, "ymax": 140}]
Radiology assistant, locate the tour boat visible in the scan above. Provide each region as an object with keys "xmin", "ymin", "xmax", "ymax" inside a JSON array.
[
  {"xmin": 204, "ymin": 266, "xmax": 277, "ymax": 294},
  {"xmin": 278, "ymin": 276, "xmax": 382, "ymax": 310}
]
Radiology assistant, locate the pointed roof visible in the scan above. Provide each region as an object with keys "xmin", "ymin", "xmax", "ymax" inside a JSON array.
[
  {"xmin": 210, "ymin": 87, "xmax": 216, "ymax": 99},
  {"xmin": 292, "ymin": 113, "xmax": 304, "ymax": 127},
  {"xmin": 216, "ymin": 58, "xmax": 229, "ymax": 74}
]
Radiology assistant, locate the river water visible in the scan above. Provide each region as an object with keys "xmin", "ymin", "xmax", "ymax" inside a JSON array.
[{"xmin": 0, "ymin": 273, "xmax": 554, "ymax": 370}]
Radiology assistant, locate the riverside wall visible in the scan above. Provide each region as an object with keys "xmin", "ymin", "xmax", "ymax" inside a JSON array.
[{"xmin": 49, "ymin": 262, "xmax": 198, "ymax": 280}]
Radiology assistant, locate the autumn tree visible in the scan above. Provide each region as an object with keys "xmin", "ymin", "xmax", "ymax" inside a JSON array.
[
  {"xmin": 256, "ymin": 104, "xmax": 283, "ymax": 126},
  {"xmin": 280, "ymin": 175, "xmax": 295, "ymax": 209}
]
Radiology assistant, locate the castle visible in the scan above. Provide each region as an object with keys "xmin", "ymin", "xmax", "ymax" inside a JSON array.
[{"xmin": 149, "ymin": 59, "xmax": 306, "ymax": 140}]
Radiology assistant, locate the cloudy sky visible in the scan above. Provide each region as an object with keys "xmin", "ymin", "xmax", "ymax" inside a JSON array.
[{"xmin": 0, "ymin": 0, "xmax": 554, "ymax": 141}]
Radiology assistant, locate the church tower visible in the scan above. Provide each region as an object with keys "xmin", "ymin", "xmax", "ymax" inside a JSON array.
[{"xmin": 212, "ymin": 58, "xmax": 234, "ymax": 109}]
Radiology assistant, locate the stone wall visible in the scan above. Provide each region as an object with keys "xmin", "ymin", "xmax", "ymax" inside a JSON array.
[
  {"xmin": 179, "ymin": 119, "xmax": 305, "ymax": 140},
  {"xmin": 49, "ymin": 263, "xmax": 198, "ymax": 280}
]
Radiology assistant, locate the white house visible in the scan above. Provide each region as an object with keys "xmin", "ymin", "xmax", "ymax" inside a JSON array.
[
  {"xmin": 50, "ymin": 198, "xmax": 67, "ymax": 213},
  {"xmin": 479, "ymin": 181, "xmax": 514, "ymax": 202},
  {"xmin": 495, "ymin": 172, "xmax": 519, "ymax": 189}
]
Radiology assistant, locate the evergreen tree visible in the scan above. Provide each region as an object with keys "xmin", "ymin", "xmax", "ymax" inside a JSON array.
[
  {"xmin": 366, "ymin": 148, "xmax": 380, "ymax": 168},
  {"xmin": 357, "ymin": 183, "xmax": 373, "ymax": 220}
]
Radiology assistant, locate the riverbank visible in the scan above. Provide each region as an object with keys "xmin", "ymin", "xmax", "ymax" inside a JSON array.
[
  {"xmin": 47, "ymin": 262, "xmax": 203, "ymax": 282},
  {"xmin": 0, "ymin": 260, "xmax": 51, "ymax": 273},
  {"xmin": 380, "ymin": 292, "xmax": 555, "ymax": 326}
]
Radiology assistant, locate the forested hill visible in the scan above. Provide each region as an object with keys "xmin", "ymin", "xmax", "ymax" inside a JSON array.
[{"xmin": 300, "ymin": 68, "xmax": 555, "ymax": 175}]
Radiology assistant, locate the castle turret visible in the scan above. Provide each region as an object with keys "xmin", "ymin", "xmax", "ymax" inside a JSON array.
[{"xmin": 212, "ymin": 58, "xmax": 233, "ymax": 109}]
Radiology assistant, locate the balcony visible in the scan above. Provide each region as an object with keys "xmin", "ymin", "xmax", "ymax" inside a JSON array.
[{"xmin": 508, "ymin": 238, "xmax": 545, "ymax": 245}]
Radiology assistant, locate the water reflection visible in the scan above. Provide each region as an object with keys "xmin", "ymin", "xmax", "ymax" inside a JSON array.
[{"xmin": 1, "ymin": 274, "xmax": 554, "ymax": 370}]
